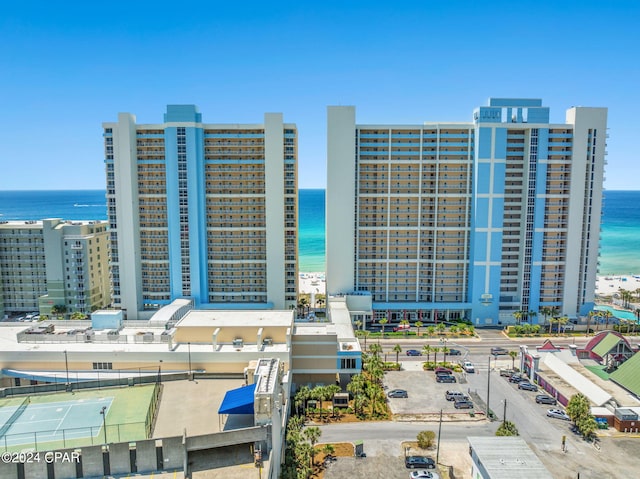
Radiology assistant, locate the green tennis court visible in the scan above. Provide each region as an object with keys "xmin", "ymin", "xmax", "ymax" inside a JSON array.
[{"xmin": 0, "ymin": 384, "xmax": 160, "ymax": 452}]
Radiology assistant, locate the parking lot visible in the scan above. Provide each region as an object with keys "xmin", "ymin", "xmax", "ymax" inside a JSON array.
[{"xmin": 384, "ymin": 367, "xmax": 479, "ymax": 420}]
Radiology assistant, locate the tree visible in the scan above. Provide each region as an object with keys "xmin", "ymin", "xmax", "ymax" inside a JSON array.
[
  {"xmin": 354, "ymin": 320, "xmax": 362, "ymax": 331},
  {"xmin": 294, "ymin": 385, "xmax": 312, "ymax": 416},
  {"xmin": 436, "ymin": 322, "xmax": 446, "ymax": 335},
  {"xmin": 432, "ymin": 347, "xmax": 440, "ymax": 364},
  {"xmin": 399, "ymin": 319, "xmax": 410, "ymax": 336},
  {"xmin": 586, "ymin": 311, "xmax": 596, "ymax": 335},
  {"xmin": 527, "ymin": 310, "xmax": 537, "ymax": 323},
  {"xmin": 509, "ymin": 350, "xmax": 518, "ymax": 370},
  {"xmin": 426, "ymin": 325, "xmax": 436, "ymax": 337},
  {"xmin": 346, "ymin": 374, "xmax": 367, "ymax": 416},
  {"xmin": 415, "ymin": 321, "xmax": 423, "ymax": 337},
  {"xmin": 513, "ymin": 310, "xmax": 524, "ymax": 325},
  {"xmin": 539, "ymin": 306, "xmax": 556, "ymax": 330},
  {"xmin": 441, "ymin": 345, "xmax": 450, "ymax": 363},
  {"xmin": 303, "ymin": 426, "xmax": 321, "ymax": 465},
  {"xmin": 557, "ymin": 316, "xmax": 570, "ymax": 334},
  {"xmin": 496, "ymin": 420, "xmax": 519, "ymax": 436},
  {"xmin": 422, "ymin": 344, "xmax": 433, "ymax": 363},
  {"xmin": 602, "ymin": 310, "xmax": 613, "ymax": 331},
  {"xmin": 297, "ymin": 297, "xmax": 309, "ymax": 318},
  {"xmin": 323, "ymin": 385, "xmax": 341, "ymax": 417},
  {"xmin": 393, "ymin": 344, "xmax": 402, "ymax": 365},
  {"xmin": 417, "ymin": 430, "xmax": 436, "ymax": 449},
  {"xmin": 379, "ymin": 317, "xmax": 388, "ymax": 337},
  {"xmin": 368, "ymin": 343, "xmax": 382, "ymax": 357},
  {"xmin": 322, "ymin": 443, "xmax": 335, "ymax": 458},
  {"xmin": 566, "ymin": 393, "xmax": 597, "ymax": 438}
]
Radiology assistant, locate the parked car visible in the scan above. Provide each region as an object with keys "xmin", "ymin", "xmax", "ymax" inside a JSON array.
[
  {"xmin": 406, "ymin": 349, "xmax": 422, "ymax": 356},
  {"xmin": 500, "ymin": 368, "xmax": 516, "ymax": 377},
  {"xmin": 491, "ymin": 347, "xmax": 509, "ymax": 356},
  {"xmin": 454, "ymin": 399, "xmax": 474, "ymax": 409},
  {"xmin": 518, "ymin": 381, "xmax": 538, "ymax": 392},
  {"xmin": 462, "ymin": 361, "xmax": 475, "ymax": 373},
  {"xmin": 509, "ymin": 374, "xmax": 526, "ymax": 383},
  {"xmin": 405, "ymin": 456, "xmax": 436, "ymax": 469},
  {"xmin": 410, "ymin": 470, "xmax": 440, "ymax": 479},
  {"xmin": 434, "ymin": 366, "xmax": 453, "ymax": 375},
  {"xmin": 448, "ymin": 349, "xmax": 462, "ymax": 356},
  {"xmin": 436, "ymin": 375, "xmax": 456, "ymax": 383},
  {"xmin": 547, "ymin": 409, "xmax": 571, "ymax": 421},
  {"xmin": 536, "ymin": 394, "xmax": 557, "ymax": 405},
  {"xmin": 445, "ymin": 390, "xmax": 467, "ymax": 401},
  {"xmin": 394, "ymin": 324, "xmax": 411, "ymax": 332},
  {"xmin": 388, "ymin": 389, "xmax": 409, "ymax": 398}
]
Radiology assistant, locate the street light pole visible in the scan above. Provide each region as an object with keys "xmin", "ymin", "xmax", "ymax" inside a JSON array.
[
  {"xmin": 486, "ymin": 356, "xmax": 491, "ymax": 419},
  {"xmin": 188, "ymin": 342, "xmax": 192, "ymax": 380},
  {"xmin": 503, "ymin": 398, "xmax": 507, "ymax": 422},
  {"xmin": 100, "ymin": 406, "xmax": 107, "ymax": 444},
  {"xmin": 436, "ymin": 409, "xmax": 443, "ymax": 465},
  {"xmin": 64, "ymin": 350, "xmax": 69, "ymax": 386}
]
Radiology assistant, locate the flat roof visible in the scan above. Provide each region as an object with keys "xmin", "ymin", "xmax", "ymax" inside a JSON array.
[
  {"xmin": 468, "ymin": 436, "xmax": 553, "ymax": 479},
  {"xmin": 177, "ymin": 310, "xmax": 294, "ymax": 328}
]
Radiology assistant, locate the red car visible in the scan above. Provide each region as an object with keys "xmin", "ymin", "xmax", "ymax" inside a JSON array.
[{"xmin": 434, "ymin": 367, "xmax": 453, "ymax": 375}]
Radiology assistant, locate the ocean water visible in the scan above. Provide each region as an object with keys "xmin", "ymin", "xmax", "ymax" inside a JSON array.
[
  {"xmin": 2, "ymin": 189, "xmax": 638, "ymax": 275},
  {"xmin": 599, "ymin": 190, "xmax": 640, "ymax": 275},
  {"xmin": 0, "ymin": 189, "xmax": 326, "ymax": 273}
]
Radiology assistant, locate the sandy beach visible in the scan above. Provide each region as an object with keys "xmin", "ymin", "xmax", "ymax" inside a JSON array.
[
  {"xmin": 298, "ymin": 272, "xmax": 326, "ymax": 295},
  {"xmin": 595, "ymin": 274, "xmax": 640, "ymax": 297}
]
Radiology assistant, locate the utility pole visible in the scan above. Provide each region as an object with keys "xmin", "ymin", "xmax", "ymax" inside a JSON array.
[
  {"xmin": 486, "ymin": 356, "xmax": 491, "ymax": 419},
  {"xmin": 436, "ymin": 409, "xmax": 443, "ymax": 464},
  {"xmin": 503, "ymin": 398, "xmax": 507, "ymax": 422}
]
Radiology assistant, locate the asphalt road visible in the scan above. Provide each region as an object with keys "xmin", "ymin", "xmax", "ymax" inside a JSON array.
[{"xmin": 334, "ymin": 329, "xmax": 640, "ymax": 478}]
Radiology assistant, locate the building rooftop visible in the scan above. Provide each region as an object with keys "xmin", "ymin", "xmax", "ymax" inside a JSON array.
[
  {"xmin": 468, "ymin": 436, "xmax": 553, "ymax": 479},
  {"xmin": 177, "ymin": 310, "xmax": 294, "ymax": 329}
]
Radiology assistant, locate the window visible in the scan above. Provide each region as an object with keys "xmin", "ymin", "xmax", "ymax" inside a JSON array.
[
  {"xmin": 340, "ymin": 358, "xmax": 356, "ymax": 369},
  {"xmin": 93, "ymin": 362, "xmax": 113, "ymax": 370}
]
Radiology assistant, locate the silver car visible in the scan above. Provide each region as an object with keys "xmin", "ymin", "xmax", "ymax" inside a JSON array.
[{"xmin": 547, "ymin": 408, "xmax": 571, "ymax": 421}]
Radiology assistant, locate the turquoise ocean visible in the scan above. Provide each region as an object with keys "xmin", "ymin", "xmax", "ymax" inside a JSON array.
[{"xmin": 0, "ymin": 189, "xmax": 636, "ymax": 275}]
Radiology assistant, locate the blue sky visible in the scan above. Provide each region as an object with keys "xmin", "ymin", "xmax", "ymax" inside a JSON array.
[{"xmin": 1, "ymin": 1, "xmax": 638, "ymax": 190}]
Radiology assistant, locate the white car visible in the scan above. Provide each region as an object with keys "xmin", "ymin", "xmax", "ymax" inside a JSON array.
[
  {"xmin": 410, "ymin": 470, "xmax": 440, "ymax": 479},
  {"xmin": 462, "ymin": 361, "xmax": 475, "ymax": 373},
  {"xmin": 547, "ymin": 408, "xmax": 571, "ymax": 421}
]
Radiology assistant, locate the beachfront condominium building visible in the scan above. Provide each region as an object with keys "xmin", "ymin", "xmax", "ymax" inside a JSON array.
[
  {"xmin": 0, "ymin": 219, "xmax": 110, "ymax": 318},
  {"xmin": 104, "ymin": 105, "xmax": 298, "ymax": 319},
  {"xmin": 327, "ymin": 99, "xmax": 607, "ymax": 326}
]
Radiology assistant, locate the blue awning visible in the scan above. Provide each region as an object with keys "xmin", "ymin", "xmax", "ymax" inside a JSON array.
[{"xmin": 218, "ymin": 383, "xmax": 256, "ymax": 415}]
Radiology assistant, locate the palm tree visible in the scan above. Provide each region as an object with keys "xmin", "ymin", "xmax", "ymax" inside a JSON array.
[
  {"xmin": 509, "ymin": 350, "xmax": 518, "ymax": 370},
  {"xmin": 347, "ymin": 374, "xmax": 367, "ymax": 416},
  {"xmin": 557, "ymin": 316, "xmax": 569, "ymax": 335},
  {"xmin": 393, "ymin": 344, "xmax": 402, "ymax": 365},
  {"xmin": 513, "ymin": 310, "xmax": 524, "ymax": 325},
  {"xmin": 323, "ymin": 385, "xmax": 341, "ymax": 417},
  {"xmin": 586, "ymin": 311, "xmax": 596, "ymax": 336},
  {"xmin": 399, "ymin": 319, "xmax": 410, "ymax": 336},
  {"xmin": 422, "ymin": 344, "xmax": 433, "ymax": 363},
  {"xmin": 368, "ymin": 343, "xmax": 382, "ymax": 357},
  {"xmin": 441, "ymin": 345, "xmax": 450, "ymax": 364},
  {"xmin": 432, "ymin": 346, "xmax": 440, "ymax": 364},
  {"xmin": 294, "ymin": 385, "xmax": 312, "ymax": 416},
  {"xmin": 311, "ymin": 386, "xmax": 327, "ymax": 420},
  {"xmin": 379, "ymin": 317, "xmax": 388, "ymax": 337},
  {"xmin": 303, "ymin": 426, "xmax": 322, "ymax": 465},
  {"xmin": 322, "ymin": 443, "xmax": 335, "ymax": 459},
  {"xmin": 426, "ymin": 325, "xmax": 436, "ymax": 337},
  {"xmin": 298, "ymin": 297, "xmax": 309, "ymax": 318},
  {"xmin": 539, "ymin": 306, "xmax": 555, "ymax": 330},
  {"xmin": 602, "ymin": 310, "xmax": 613, "ymax": 331},
  {"xmin": 415, "ymin": 321, "xmax": 423, "ymax": 337},
  {"xmin": 436, "ymin": 323, "xmax": 446, "ymax": 335},
  {"xmin": 527, "ymin": 310, "xmax": 537, "ymax": 324},
  {"xmin": 354, "ymin": 320, "xmax": 362, "ymax": 331}
]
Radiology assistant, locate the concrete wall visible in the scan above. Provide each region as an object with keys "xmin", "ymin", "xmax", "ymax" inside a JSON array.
[
  {"xmin": 81, "ymin": 445, "xmax": 105, "ymax": 477},
  {"xmin": 186, "ymin": 426, "xmax": 269, "ymax": 451},
  {"xmin": 109, "ymin": 442, "xmax": 132, "ymax": 474},
  {"xmin": 135, "ymin": 439, "xmax": 158, "ymax": 473}
]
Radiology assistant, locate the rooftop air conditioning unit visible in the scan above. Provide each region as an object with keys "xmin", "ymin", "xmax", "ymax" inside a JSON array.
[
  {"xmin": 263, "ymin": 338, "xmax": 273, "ymax": 346},
  {"xmin": 232, "ymin": 338, "xmax": 243, "ymax": 348}
]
